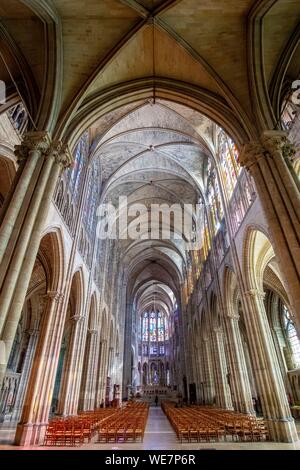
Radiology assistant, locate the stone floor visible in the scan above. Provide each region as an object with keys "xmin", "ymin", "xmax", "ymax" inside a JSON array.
[{"xmin": 0, "ymin": 407, "xmax": 300, "ymax": 450}]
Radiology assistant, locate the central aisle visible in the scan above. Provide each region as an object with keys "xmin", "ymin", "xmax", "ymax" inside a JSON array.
[{"xmin": 143, "ymin": 406, "xmax": 178, "ymax": 449}]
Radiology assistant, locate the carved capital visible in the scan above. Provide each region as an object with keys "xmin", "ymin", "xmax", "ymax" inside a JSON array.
[
  {"xmin": 47, "ymin": 141, "xmax": 73, "ymax": 169},
  {"xmin": 57, "ymin": 144, "xmax": 73, "ymax": 169},
  {"xmin": 46, "ymin": 140, "xmax": 63, "ymax": 160},
  {"xmin": 213, "ymin": 326, "xmax": 223, "ymax": 336},
  {"xmin": 46, "ymin": 291, "xmax": 64, "ymax": 303},
  {"xmin": 239, "ymin": 142, "xmax": 264, "ymax": 170},
  {"xmin": 228, "ymin": 313, "xmax": 240, "ymax": 322},
  {"xmin": 261, "ymin": 131, "xmax": 296, "ymax": 163},
  {"xmin": 88, "ymin": 329, "xmax": 98, "ymax": 336},
  {"xmin": 28, "ymin": 328, "xmax": 39, "ymax": 337},
  {"xmin": 14, "ymin": 131, "xmax": 52, "ymax": 162},
  {"xmin": 244, "ymin": 289, "xmax": 266, "ymax": 301},
  {"xmin": 71, "ymin": 315, "xmax": 84, "ymax": 324}
]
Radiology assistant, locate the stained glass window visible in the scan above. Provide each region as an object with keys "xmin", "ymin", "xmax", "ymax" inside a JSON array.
[
  {"xmin": 150, "ymin": 312, "xmax": 157, "ymax": 342},
  {"xmin": 207, "ymin": 164, "xmax": 223, "ymax": 235},
  {"xmin": 83, "ymin": 157, "xmax": 101, "ymax": 239},
  {"xmin": 202, "ymin": 223, "xmax": 211, "ymax": 261},
  {"xmin": 68, "ymin": 132, "xmax": 89, "ymax": 204},
  {"xmin": 142, "ymin": 312, "xmax": 149, "ymax": 341},
  {"xmin": 283, "ymin": 304, "xmax": 300, "ymax": 368},
  {"xmin": 164, "ymin": 316, "xmax": 169, "ymax": 340},
  {"xmin": 218, "ymin": 131, "xmax": 240, "ymax": 199},
  {"xmin": 59, "ymin": 132, "xmax": 89, "ymax": 227},
  {"xmin": 281, "ymin": 93, "xmax": 299, "ymax": 130},
  {"xmin": 228, "ymin": 138, "xmax": 241, "ymax": 176},
  {"xmin": 158, "ymin": 313, "xmax": 164, "ymax": 341},
  {"xmin": 140, "ymin": 311, "xmax": 168, "ymax": 357}
]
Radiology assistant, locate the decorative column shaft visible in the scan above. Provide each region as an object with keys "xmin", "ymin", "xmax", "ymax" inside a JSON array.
[
  {"xmin": 95, "ymin": 340, "xmax": 104, "ymax": 407},
  {"xmin": 0, "ymin": 132, "xmax": 50, "ymax": 265},
  {"xmin": 0, "ymin": 133, "xmax": 72, "ymax": 386},
  {"xmin": 58, "ymin": 315, "xmax": 84, "ymax": 416},
  {"xmin": 14, "ymin": 291, "xmax": 64, "ymax": 446},
  {"xmin": 212, "ymin": 328, "xmax": 233, "ymax": 410},
  {"xmin": 225, "ymin": 315, "xmax": 254, "ymax": 414},
  {"xmin": 243, "ymin": 289, "xmax": 298, "ymax": 442},
  {"xmin": 11, "ymin": 328, "xmax": 39, "ymax": 423},
  {"xmin": 80, "ymin": 329, "xmax": 98, "ymax": 411},
  {"xmin": 193, "ymin": 344, "xmax": 203, "ymax": 404},
  {"xmin": 70, "ymin": 315, "xmax": 90, "ymax": 416},
  {"xmin": 202, "ymin": 339, "xmax": 215, "ymax": 404},
  {"xmin": 240, "ymin": 132, "xmax": 300, "ymax": 321},
  {"xmin": 98, "ymin": 340, "xmax": 108, "ymax": 405}
]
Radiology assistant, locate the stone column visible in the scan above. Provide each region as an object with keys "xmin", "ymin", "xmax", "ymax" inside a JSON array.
[
  {"xmin": 225, "ymin": 315, "xmax": 254, "ymax": 414},
  {"xmin": 240, "ymin": 132, "xmax": 300, "ymax": 321},
  {"xmin": 81, "ymin": 329, "xmax": 98, "ymax": 411},
  {"xmin": 193, "ymin": 344, "xmax": 203, "ymax": 404},
  {"xmin": 86, "ymin": 331, "xmax": 100, "ymax": 410},
  {"xmin": 243, "ymin": 289, "xmax": 298, "ymax": 442},
  {"xmin": 212, "ymin": 328, "xmax": 233, "ymax": 409},
  {"xmin": 195, "ymin": 343, "xmax": 205, "ymax": 404},
  {"xmin": 91, "ymin": 331, "xmax": 101, "ymax": 409},
  {"xmin": 0, "ymin": 132, "xmax": 49, "ymax": 266},
  {"xmin": 242, "ymin": 338, "xmax": 257, "ymax": 397},
  {"xmin": 69, "ymin": 316, "xmax": 90, "ymax": 416},
  {"xmin": 11, "ymin": 328, "xmax": 39, "ymax": 423},
  {"xmin": 98, "ymin": 340, "xmax": 108, "ymax": 405},
  {"xmin": 0, "ymin": 133, "xmax": 51, "ymax": 330},
  {"xmin": 83, "ymin": 330, "xmax": 98, "ymax": 410},
  {"xmin": 202, "ymin": 339, "xmax": 215, "ymax": 404},
  {"xmin": 271, "ymin": 327, "xmax": 294, "ymax": 404},
  {"xmin": 95, "ymin": 340, "xmax": 104, "ymax": 408},
  {"xmin": 0, "ymin": 135, "xmax": 72, "ymax": 386},
  {"xmin": 12, "ymin": 294, "xmax": 47, "ymax": 422},
  {"xmin": 14, "ymin": 291, "xmax": 65, "ymax": 446},
  {"xmin": 108, "ymin": 347, "xmax": 114, "ymax": 401},
  {"xmin": 272, "ymin": 326, "xmax": 294, "ymax": 372},
  {"xmin": 58, "ymin": 315, "xmax": 84, "ymax": 416},
  {"xmin": 103, "ymin": 342, "xmax": 110, "ymax": 404}
]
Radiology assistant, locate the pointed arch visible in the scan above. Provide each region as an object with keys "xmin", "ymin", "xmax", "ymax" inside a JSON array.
[
  {"xmin": 40, "ymin": 227, "xmax": 66, "ymax": 293},
  {"xmin": 88, "ymin": 293, "xmax": 97, "ymax": 331},
  {"xmin": 223, "ymin": 267, "xmax": 239, "ymax": 318},
  {"xmin": 243, "ymin": 226, "xmax": 276, "ymax": 292},
  {"xmin": 69, "ymin": 268, "xmax": 85, "ymax": 319}
]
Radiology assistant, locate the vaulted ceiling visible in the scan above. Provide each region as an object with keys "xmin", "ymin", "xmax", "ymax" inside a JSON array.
[
  {"xmin": 92, "ymin": 97, "xmax": 215, "ymax": 312},
  {"xmin": 0, "ymin": 0, "xmax": 299, "ymax": 313},
  {"xmin": 0, "ymin": 0, "xmax": 299, "ymax": 139}
]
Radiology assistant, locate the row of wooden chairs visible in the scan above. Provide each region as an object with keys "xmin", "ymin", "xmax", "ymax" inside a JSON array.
[
  {"xmin": 162, "ymin": 402, "xmax": 268, "ymax": 443},
  {"xmin": 43, "ymin": 409, "xmax": 117, "ymax": 446},
  {"xmin": 197, "ymin": 406, "xmax": 269, "ymax": 442},
  {"xmin": 97, "ymin": 403, "xmax": 149, "ymax": 443}
]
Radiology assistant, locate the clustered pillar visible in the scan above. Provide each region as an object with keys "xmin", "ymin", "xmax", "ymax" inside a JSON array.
[
  {"xmin": 242, "ymin": 290, "xmax": 298, "ymax": 442},
  {"xmin": 224, "ymin": 315, "xmax": 254, "ymax": 414},
  {"xmin": 15, "ymin": 291, "xmax": 65, "ymax": 445},
  {"xmin": 240, "ymin": 131, "xmax": 300, "ymax": 324},
  {"xmin": 211, "ymin": 327, "xmax": 233, "ymax": 410},
  {"xmin": 0, "ymin": 132, "xmax": 72, "ymax": 389},
  {"xmin": 0, "ymin": 130, "xmax": 72, "ymax": 446}
]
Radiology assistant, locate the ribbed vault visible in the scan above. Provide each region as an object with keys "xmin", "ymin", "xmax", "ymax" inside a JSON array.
[{"xmin": 89, "ymin": 98, "xmax": 216, "ymax": 312}]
